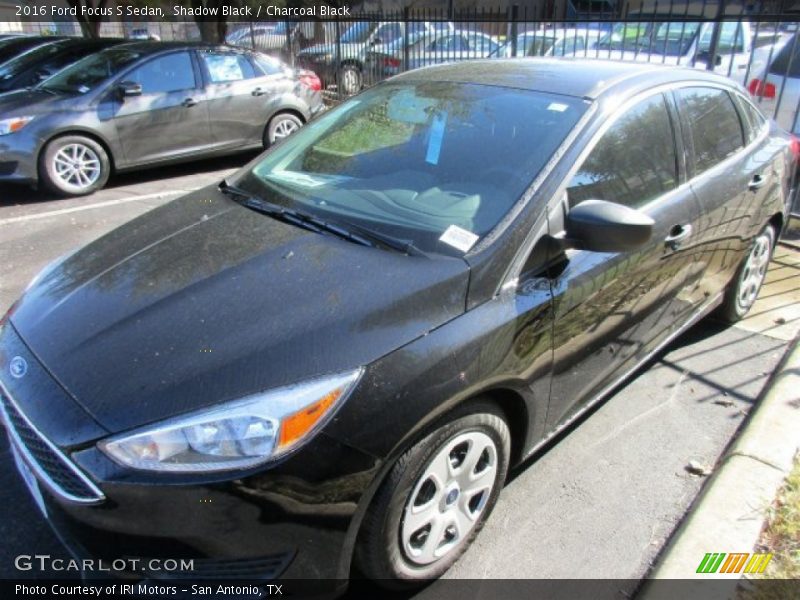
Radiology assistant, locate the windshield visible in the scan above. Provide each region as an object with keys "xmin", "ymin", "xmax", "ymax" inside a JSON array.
[
  {"xmin": 0, "ymin": 37, "xmax": 54, "ymax": 63},
  {"xmin": 341, "ymin": 22, "xmax": 376, "ymax": 44},
  {"xmin": 235, "ymin": 82, "xmax": 586, "ymax": 256},
  {"xmin": 38, "ymin": 46, "xmax": 143, "ymax": 94},
  {"xmin": 0, "ymin": 40, "xmax": 68, "ymax": 80}
]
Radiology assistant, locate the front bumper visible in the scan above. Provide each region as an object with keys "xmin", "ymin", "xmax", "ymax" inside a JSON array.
[
  {"xmin": 0, "ymin": 127, "xmax": 40, "ymax": 185},
  {"xmin": 0, "ymin": 327, "xmax": 379, "ymax": 587}
]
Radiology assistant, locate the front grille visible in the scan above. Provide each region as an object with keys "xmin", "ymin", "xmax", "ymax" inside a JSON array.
[{"xmin": 0, "ymin": 392, "xmax": 104, "ymax": 504}]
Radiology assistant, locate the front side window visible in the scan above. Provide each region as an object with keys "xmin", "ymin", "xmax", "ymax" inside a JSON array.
[
  {"xmin": 201, "ymin": 53, "xmax": 256, "ymax": 83},
  {"xmin": 676, "ymin": 87, "xmax": 744, "ymax": 176},
  {"xmin": 375, "ymin": 23, "xmax": 402, "ymax": 44},
  {"xmin": 38, "ymin": 47, "xmax": 143, "ymax": 94},
  {"xmin": 127, "ymin": 52, "xmax": 196, "ymax": 94},
  {"xmin": 567, "ymin": 94, "xmax": 677, "ymax": 209},
  {"xmin": 235, "ymin": 82, "xmax": 586, "ymax": 255}
]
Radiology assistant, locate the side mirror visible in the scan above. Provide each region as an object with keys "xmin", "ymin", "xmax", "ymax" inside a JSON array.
[
  {"xmin": 562, "ymin": 199, "xmax": 654, "ymax": 253},
  {"xmin": 117, "ymin": 81, "xmax": 142, "ymax": 97}
]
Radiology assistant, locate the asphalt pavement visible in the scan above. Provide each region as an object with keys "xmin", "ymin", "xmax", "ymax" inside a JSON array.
[{"xmin": 0, "ymin": 161, "xmax": 797, "ymax": 595}]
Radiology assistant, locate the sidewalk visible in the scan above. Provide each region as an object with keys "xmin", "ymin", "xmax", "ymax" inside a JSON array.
[{"xmin": 641, "ymin": 233, "xmax": 800, "ymax": 597}]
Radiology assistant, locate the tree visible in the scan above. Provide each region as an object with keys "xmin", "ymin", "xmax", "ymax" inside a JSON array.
[
  {"xmin": 189, "ymin": 0, "xmax": 228, "ymax": 43},
  {"xmin": 66, "ymin": 0, "xmax": 109, "ymax": 38}
]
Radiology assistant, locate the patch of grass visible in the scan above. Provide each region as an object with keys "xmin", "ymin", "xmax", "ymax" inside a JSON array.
[
  {"xmin": 739, "ymin": 458, "xmax": 800, "ymax": 600},
  {"xmin": 756, "ymin": 458, "xmax": 800, "ymax": 579}
]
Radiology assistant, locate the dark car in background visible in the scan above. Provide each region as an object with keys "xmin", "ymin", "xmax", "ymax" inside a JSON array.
[
  {"xmin": 0, "ymin": 36, "xmax": 64, "ymax": 65},
  {"xmin": 0, "ymin": 42, "xmax": 324, "ymax": 196},
  {"xmin": 297, "ymin": 20, "xmax": 453, "ymax": 95},
  {"xmin": 0, "ymin": 38, "xmax": 123, "ymax": 93},
  {"xmin": 0, "ymin": 59, "xmax": 791, "ymax": 589},
  {"xmin": 366, "ymin": 29, "xmax": 502, "ymax": 79}
]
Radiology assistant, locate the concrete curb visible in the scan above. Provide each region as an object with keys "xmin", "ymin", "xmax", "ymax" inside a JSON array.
[{"xmin": 640, "ymin": 339, "xmax": 800, "ymax": 594}]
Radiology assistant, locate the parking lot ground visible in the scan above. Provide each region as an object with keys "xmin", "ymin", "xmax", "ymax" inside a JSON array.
[{"xmin": 0, "ymin": 168, "xmax": 798, "ymax": 593}]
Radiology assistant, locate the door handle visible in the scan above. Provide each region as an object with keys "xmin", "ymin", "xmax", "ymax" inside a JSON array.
[
  {"xmin": 748, "ymin": 174, "xmax": 767, "ymax": 190},
  {"xmin": 251, "ymin": 87, "xmax": 266, "ymax": 96},
  {"xmin": 182, "ymin": 97, "xmax": 198, "ymax": 107},
  {"xmin": 665, "ymin": 223, "xmax": 693, "ymax": 249}
]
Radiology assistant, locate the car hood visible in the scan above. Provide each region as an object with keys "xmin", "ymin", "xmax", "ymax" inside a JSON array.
[
  {"xmin": 0, "ymin": 88, "xmax": 84, "ymax": 115},
  {"xmin": 10, "ymin": 187, "xmax": 469, "ymax": 435}
]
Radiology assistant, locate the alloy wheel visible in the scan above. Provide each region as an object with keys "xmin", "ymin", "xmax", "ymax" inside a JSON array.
[
  {"xmin": 401, "ymin": 431, "xmax": 498, "ymax": 566},
  {"xmin": 272, "ymin": 119, "xmax": 299, "ymax": 141},
  {"xmin": 52, "ymin": 143, "xmax": 101, "ymax": 191},
  {"xmin": 736, "ymin": 230, "xmax": 772, "ymax": 313}
]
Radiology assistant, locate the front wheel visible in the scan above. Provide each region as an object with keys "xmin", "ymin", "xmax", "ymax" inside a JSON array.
[
  {"xmin": 718, "ymin": 223, "xmax": 776, "ymax": 322},
  {"xmin": 39, "ymin": 135, "xmax": 110, "ymax": 196},
  {"xmin": 355, "ymin": 403, "xmax": 510, "ymax": 586}
]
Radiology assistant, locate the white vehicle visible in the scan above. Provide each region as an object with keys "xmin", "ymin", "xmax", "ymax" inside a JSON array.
[
  {"xmin": 748, "ymin": 33, "xmax": 800, "ymax": 134},
  {"xmin": 585, "ymin": 21, "xmax": 763, "ymax": 85},
  {"xmin": 509, "ymin": 28, "xmax": 603, "ymax": 57}
]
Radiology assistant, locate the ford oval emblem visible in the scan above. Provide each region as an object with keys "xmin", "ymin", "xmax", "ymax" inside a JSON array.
[{"xmin": 9, "ymin": 356, "xmax": 27, "ymax": 379}]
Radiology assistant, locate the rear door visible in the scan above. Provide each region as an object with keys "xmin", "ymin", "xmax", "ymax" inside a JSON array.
[
  {"xmin": 545, "ymin": 92, "xmax": 704, "ymax": 432},
  {"xmin": 113, "ymin": 50, "xmax": 213, "ymax": 164},
  {"xmin": 198, "ymin": 50, "xmax": 279, "ymax": 148},
  {"xmin": 675, "ymin": 86, "xmax": 774, "ymax": 301}
]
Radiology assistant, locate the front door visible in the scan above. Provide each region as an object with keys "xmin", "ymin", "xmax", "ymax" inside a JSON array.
[
  {"xmin": 112, "ymin": 51, "xmax": 212, "ymax": 164},
  {"xmin": 544, "ymin": 92, "xmax": 704, "ymax": 432}
]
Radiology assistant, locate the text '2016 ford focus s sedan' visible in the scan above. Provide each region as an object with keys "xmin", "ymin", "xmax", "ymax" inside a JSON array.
[{"xmin": 0, "ymin": 59, "xmax": 793, "ymax": 589}]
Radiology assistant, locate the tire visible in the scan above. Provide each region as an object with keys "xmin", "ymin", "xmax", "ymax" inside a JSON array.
[
  {"xmin": 338, "ymin": 64, "xmax": 362, "ymax": 96},
  {"xmin": 39, "ymin": 135, "xmax": 110, "ymax": 196},
  {"xmin": 718, "ymin": 223, "xmax": 776, "ymax": 322},
  {"xmin": 265, "ymin": 112, "xmax": 303, "ymax": 147},
  {"xmin": 355, "ymin": 402, "xmax": 510, "ymax": 587}
]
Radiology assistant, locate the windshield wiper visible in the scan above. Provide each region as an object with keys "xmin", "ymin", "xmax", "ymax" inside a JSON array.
[{"xmin": 220, "ymin": 180, "xmax": 423, "ymax": 255}]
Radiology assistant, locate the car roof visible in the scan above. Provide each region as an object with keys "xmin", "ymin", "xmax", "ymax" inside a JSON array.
[
  {"xmin": 105, "ymin": 41, "xmax": 248, "ymax": 55},
  {"xmin": 392, "ymin": 57, "xmax": 738, "ymax": 99}
]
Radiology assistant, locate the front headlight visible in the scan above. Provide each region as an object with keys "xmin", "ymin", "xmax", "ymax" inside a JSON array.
[
  {"xmin": 98, "ymin": 369, "xmax": 362, "ymax": 472},
  {"xmin": 0, "ymin": 116, "xmax": 34, "ymax": 136}
]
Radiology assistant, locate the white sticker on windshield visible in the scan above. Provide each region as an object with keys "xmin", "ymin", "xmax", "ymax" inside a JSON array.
[
  {"xmin": 547, "ymin": 102, "xmax": 569, "ymax": 112},
  {"xmin": 439, "ymin": 225, "xmax": 479, "ymax": 253}
]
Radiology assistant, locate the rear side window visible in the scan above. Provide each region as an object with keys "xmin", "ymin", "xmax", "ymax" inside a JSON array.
[
  {"xmin": 201, "ymin": 53, "xmax": 256, "ymax": 83},
  {"xmin": 676, "ymin": 87, "xmax": 744, "ymax": 176},
  {"xmin": 735, "ymin": 94, "xmax": 767, "ymax": 144},
  {"xmin": 567, "ymin": 93, "xmax": 678, "ymax": 209}
]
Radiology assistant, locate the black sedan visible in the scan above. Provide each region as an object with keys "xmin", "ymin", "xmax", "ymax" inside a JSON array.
[
  {"xmin": 0, "ymin": 36, "xmax": 66, "ymax": 64},
  {"xmin": 0, "ymin": 42, "xmax": 324, "ymax": 196},
  {"xmin": 0, "ymin": 38, "xmax": 123, "ymax": 94},
  {"xmin": 0, "ymin": 60, "xmax": 792, "ymax": 589}
]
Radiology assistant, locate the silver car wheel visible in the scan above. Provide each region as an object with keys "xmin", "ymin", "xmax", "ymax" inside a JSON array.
[
  {"xmin": 401, "ymin": 431, "xmax": 498, "ymax": 566},
  {"xmin": 736, "ymin": 230, "xmax": 772, "ymax": 313},
  {"xmin": 272, "ymin": 119, "xmax": 299, "ymax": 141},
  {"xmin": 52, "ymin": 143, "xmax": 101, "ymax": 191}
]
